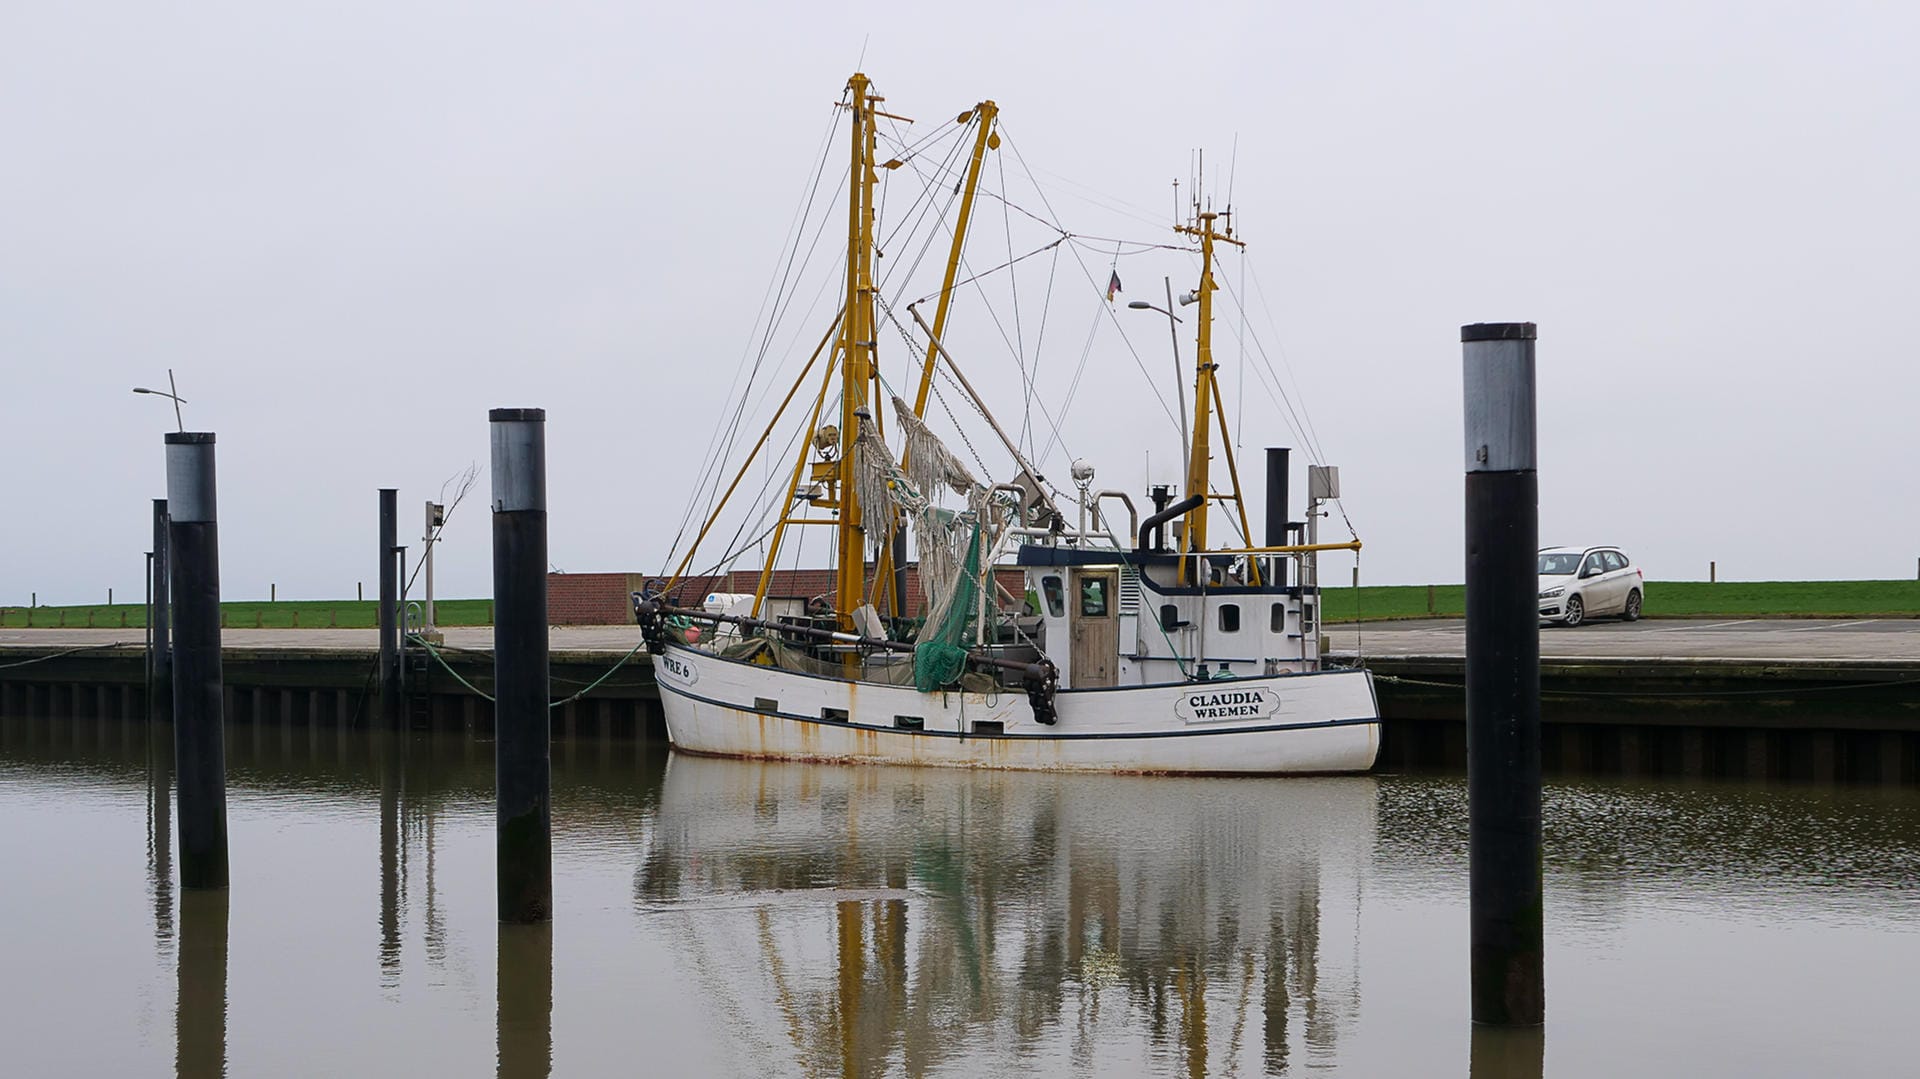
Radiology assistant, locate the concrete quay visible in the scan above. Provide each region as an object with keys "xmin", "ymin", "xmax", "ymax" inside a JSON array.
[
  {"xmin": 0, "ymin": 626, "xmax": 659, "ymax": 742},
  {"xmin": 1327, "ymin": 618, "xmax": 1918, "ymax": 784},
  {"xmin": 1329, "ymin": 616, "xmax": 1920, "ymax": 663},
  {"xmin": 2, "ymin": 619, "xmax": 1914, "ymax": 783}
]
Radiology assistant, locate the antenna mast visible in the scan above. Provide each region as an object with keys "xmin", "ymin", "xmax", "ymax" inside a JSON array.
[{"xmin": 1172, "ymin": 176, "xmax": 1251, "ymax": 584}]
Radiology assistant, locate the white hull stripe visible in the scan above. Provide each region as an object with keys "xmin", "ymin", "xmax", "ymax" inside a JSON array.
[{"xmin": 656, "ymin": 680, "xmax": 1380, "ymax": 741}]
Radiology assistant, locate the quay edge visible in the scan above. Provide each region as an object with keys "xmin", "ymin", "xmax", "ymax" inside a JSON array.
[{"xmin": 1, "ymin": 645, "xmax": 1914, "ymax": 783}]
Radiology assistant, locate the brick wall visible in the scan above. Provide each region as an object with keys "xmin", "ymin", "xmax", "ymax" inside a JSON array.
[
  {"xmin": 548, "ymin": 573, "xmax": 648, "ymax": 625},
  {"xmin": 546, "ymin": 566, "xmax": 1030, "ymax": 625}
]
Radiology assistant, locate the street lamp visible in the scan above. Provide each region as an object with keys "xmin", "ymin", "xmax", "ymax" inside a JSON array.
[
  {"xmin": 1127, "ymin": 277, "xmax": 1192, "ymax": 482},
  {"xmin": 133, "ymin": 369, "xmax": 187, "ymax": 432}
]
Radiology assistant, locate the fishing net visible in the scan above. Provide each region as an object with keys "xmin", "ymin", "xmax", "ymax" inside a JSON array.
[
  {"xmin": 851, "ymin": 412, "xmax": 925, "ymax": 560},
  {"xmin": 915, "ymin": 516, "xmax": 981, "ymax": 691},
  {"xmin": 891, "ymin": 395, "xmax": 978, "ymax": 501},
  {"xmin": 843, "ymin": 398, "xmax": 1006, "ymax": 690},
  {"xmin": 721, "ymin": 630, "xmax": 918, "ymax": 685}
]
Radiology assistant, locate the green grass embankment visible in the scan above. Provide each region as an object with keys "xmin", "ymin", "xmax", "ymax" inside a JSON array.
[
  {"xmin": 0, "ymin": 599, "xmax": 495, "ymax": 629},
  {"xmin": 6, "ymin": 580, "xmax": 1917, "ymax": 628},
  {"xmin": 1320, "ymin": 580, "xmax": 1920, "ymax": 622}
]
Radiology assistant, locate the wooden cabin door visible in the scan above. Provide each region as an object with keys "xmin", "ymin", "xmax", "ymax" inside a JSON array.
[{"xmin": 1070, "ymin": 570, "xmax": 1117, "ymax": 687}]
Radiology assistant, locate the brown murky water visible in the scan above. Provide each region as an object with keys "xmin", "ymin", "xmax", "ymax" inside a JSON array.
[{"xmin": 0, "ymin": 714, "xmax": 1914, "ymax": 1077}]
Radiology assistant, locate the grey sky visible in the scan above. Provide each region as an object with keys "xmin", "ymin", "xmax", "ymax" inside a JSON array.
[{"xmin": 4, "ymin": 1, "xmax": 1916, "ymax": 605}]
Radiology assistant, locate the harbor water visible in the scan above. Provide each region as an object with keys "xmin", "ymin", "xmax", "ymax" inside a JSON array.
[{"xmin": 0, "ymin": 713, "xmax": 1914, "ymax": 1077}]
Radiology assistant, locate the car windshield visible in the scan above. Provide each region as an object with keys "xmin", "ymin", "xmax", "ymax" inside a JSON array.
[{"xmin": 1538, "ymin": 553, "xmax": 1581, "ymax": 575}]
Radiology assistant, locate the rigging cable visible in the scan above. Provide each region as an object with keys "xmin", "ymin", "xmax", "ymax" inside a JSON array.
[
  {"xmin": 1215, "ymin": 257, "xmax": 1362, "ymax": 544},
  {"xmin": 997, "ymin": 146, "xmax": 1028, "ymax": 449},
  {"xmin": 1021, "ymin": 240, "xmax": 1064, "ymax": 460},
  {"xmin": 693, "ymin": 108, "xmax": 966, "ymax": 598},
  {"xmin": 1236, "ymin": 241, "xmax": 1247, "ymax": 471},
  {"xmin": 1215, "ymin": 268, "xmax": 1323, "ymax": 466},
  {"xmin": 998, "ymin": 125, "xmax": 1184, "ymax": 449},
  {"xmin": 661, "ymin": 96, "xmax": 848, "ymax": 572},
  {"xmin": 1015, "ymin": 158, "xmax": 1171, "ymax": 229},
  {"xmin": 883, "ymin": 145, "xmax": 1088, "ymax": 470},
  {"xmin": 1239, "ymin": 255, "xmax": 1331, "ymax": 463}
]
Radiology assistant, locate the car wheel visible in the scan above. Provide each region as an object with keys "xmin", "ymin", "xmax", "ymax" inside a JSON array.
[
  {"xmin": 1622, "ymin": 589, "xmax": 1642, "ymax": 622},
  {"xmin": 1563, "ymin": 595, "xmax": 1585, "ymax": 628}
]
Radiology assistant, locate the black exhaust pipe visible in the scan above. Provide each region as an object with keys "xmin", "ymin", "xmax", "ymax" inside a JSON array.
[
  {"xmin": 1137, "ymin": 493, "xmax": 1204, "ymax": 552},
  {"xmin": 1264, "ymin": 448, "xmax": 1290, "ymax": 547},
  {"xmin": 1266, "ymin": 447, "xmax": 1291, "ymax": 587}
]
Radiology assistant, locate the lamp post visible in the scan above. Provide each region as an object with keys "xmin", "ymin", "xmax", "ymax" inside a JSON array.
[
  {"xmin": 133, "ymin": 377, "xmax": 181, "ymax": 720},
  {"xmin": 133, "ymin": 370, "xmax": 188, "ymax": 432},
  {"xmin": 1128, "ymin": 277, "xmax": 1194, "ymax": 482}
]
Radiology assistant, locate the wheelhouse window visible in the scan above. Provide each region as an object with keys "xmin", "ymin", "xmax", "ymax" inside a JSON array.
[
  {"xmin": 1160, "ymin": 604, "xmax": 1181, "ymax": 632},
  {"xmin": 1080, "ymin": 577, "xmax": 1110, "ymax": 617},
  {"xmin": 1042, "ymin": 575, "xmax": 1066, "ymax": 618},
  {"xmin": 1270, "ymin": 603, "xmax": 1286, "ymax": 633},
  {"xmin": 1219, "ymin": 603, "xmax": 1241, "ymax": 633}
]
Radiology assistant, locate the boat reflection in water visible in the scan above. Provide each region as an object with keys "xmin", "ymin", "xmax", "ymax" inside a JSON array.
[{"xmin": 639, "ymin": 755, "xmax": 1376, "ymax": 1077}]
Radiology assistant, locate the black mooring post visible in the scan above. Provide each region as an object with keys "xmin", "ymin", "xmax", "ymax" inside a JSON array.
[
  {"xmin": 165, "ymin": 432, "xmax": 228, "ymax": 891},
  {"xmin": 1462, "ymin": 322, "xmax": 1544, "ymax": 1026},
  {"xmin": 151, "ymin": 498, "xmax": 172, "ymax": 721},
  {"xmin": 378, "ymin": 488, "xmax": 399, "ymax": 725},
  {"xmin": 491, "ymin": 408, "xmax": 551, "ymax": 924}
]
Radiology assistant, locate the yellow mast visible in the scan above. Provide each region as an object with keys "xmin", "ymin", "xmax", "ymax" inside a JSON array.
[
  {"xmin": 869, "ymin": 102, "xmax": 999, "ymax": 621},
  {"xmin": 751, "ymin": 349, "xmax": 842, "ymax": 617},
  {"xmin": 833, "ymin": 73, "xmax": 880, "ymax": 628},
  {"xmin": 665, "ymin": 317, "xmax": 841, "ymax": 593},
  {"xmin": 1173, "ymin": 210, "xmax": 1245, "ymax": 583},
  {"xmin": 909, "ymin": 102, "xmax": 999, "ymax": 419},
  {"xmin": 743, "ymin": 75, "xmax": 917, "ymax": 625}
]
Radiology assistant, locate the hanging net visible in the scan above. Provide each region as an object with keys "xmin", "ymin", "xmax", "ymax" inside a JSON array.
[
  {"xmin": 851, "ymin": 411, "xmax": 924, "ymax": 560},
  {"xmin": 914, "ymin": 516, "xmax": 981, "ymax": 691},
  {"xmin": 843, "ymin": 397, "xmax": 1006, "ymax": 691},
  {"xmin": 890, "ymin": 394, "xmax": 979, "ymax": 500}
]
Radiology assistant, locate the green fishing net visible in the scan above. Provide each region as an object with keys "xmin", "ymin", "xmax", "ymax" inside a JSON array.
[{"xmin": 913, "ymin": 519, "xmax": 981, "ymax": 691}]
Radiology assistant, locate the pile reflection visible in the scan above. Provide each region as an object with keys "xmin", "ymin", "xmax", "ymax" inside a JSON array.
[
  {"xmin": 497, "ymin": 922, "xmax": 553, "ymax": 1079},
  {"xmin": 174, "ymin": 888, "xmax": 228, "ymax": 1078}
]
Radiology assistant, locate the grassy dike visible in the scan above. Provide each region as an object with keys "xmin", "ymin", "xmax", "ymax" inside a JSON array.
[
  {"xmin": 5, "ymin": 580, "xmax": 1918, "ymax": 629},
  {"xmin": 1319, "ymin": 580, "xmax": 1920, "ymax": 622},
  {"xmin": 0, "ymin": 599, "xmax": 497, "ymax": 629}
]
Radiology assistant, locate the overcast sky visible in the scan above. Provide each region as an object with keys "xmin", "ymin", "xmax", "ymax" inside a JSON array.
[{"xmin": 4, "ymin": 1, "xmax": 1916, "ymax": 605}]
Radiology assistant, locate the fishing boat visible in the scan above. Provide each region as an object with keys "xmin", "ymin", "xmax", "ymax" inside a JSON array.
[{"xmin": 635, "ymin": 73, "xmax": 1378, "ymax": 774}]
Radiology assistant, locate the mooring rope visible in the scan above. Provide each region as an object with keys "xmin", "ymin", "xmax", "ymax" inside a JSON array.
[
  {"xmin": 0, "ymin": 641, "xmax": 138, "ymax": 670},
  {"xmin": 405, "ymin": 632, "xmax": 648, "ymax": 708}
]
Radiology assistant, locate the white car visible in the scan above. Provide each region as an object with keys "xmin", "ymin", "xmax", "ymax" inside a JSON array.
[{"xmin": 1538, "ymin": 546, "xmax": 1644, "ymax": 627}]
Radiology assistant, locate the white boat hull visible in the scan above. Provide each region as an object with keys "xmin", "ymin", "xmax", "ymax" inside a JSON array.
[{"xmin": 652, "ymin": 643, "xmax": 1379, "ymax": 774}]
